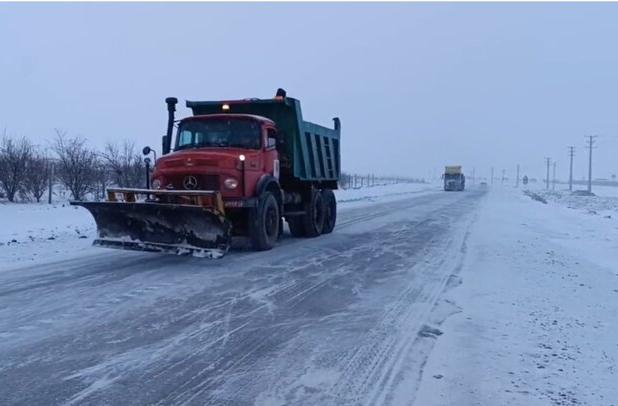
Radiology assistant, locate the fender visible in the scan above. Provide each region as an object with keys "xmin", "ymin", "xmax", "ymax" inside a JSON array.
[{"xmin": 256, "ymin": 175, "xmax": 282, "ymax": 206}]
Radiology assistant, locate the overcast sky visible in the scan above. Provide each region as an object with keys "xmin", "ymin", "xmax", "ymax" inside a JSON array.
[{"xmin": 2, "ymin": 3, "xmax": 618, "ymax": 181}]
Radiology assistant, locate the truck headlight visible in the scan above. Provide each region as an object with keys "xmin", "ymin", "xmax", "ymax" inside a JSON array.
[
  {"xmin": 152, "ymin": 179, "xmax": 161, "ymax": 189},
  {"xmin": 224, "ymin": 178, "xmax": 239, "ymax": 189}
]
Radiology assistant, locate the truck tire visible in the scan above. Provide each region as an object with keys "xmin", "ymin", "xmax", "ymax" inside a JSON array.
[
  {"xmin": 303, "ymin": 190, "xmax": 325, "ymax": 237},
  {"xmin": 321, "ymin": 189, "xmax": 337, "ymax": 234},
  {"xmin": 249, "ymin": 192, "xmax": 280, "ymax": 251}
]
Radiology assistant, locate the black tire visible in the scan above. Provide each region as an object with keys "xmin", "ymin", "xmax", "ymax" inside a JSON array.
[
  {"xmin": 303, "ymin": 190, "xmax": 325, "ymax": 237},
  {"xmin": 249, "ymin": 192, "xmax": 280, "ymax": 251},
  {"xmin": 287, "ymin": 216, "xmax": 306, "ymax": 237},
  {"xmin": 321, "ymin": 189, "xmax": 337, "ymax": 234}
]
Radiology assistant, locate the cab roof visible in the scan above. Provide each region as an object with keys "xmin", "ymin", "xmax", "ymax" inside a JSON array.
[{"xmin": 181, "ymin": 114, "xmax": 275, "ymax": 127}]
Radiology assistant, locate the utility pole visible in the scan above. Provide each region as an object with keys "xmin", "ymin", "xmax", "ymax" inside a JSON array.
[
  {"xmin": 516, "ymin": 164, "xmax": 520, "ymax": 187},
  {"xmin": 491, "ymin": 167, "xmax": 494, "ymax": 185},
  {"xmin": 545, "ymin": 157, "xmax": 551, "ymax": 190},
  {"xmin": 501, "ymin": 169, "xmax": 506, "ymax": 185},
  {"xmin": 552, "ymin": 161, "xmax": 557, "ymax": 190},
  {"xmin": 472, "ymin": 167, "xmax": 476, "ymax": 185},
  {"xmin": 585, "ymin": 135, "xmax": 597, "ymax": 194},
  {"xmin": 568, "ymin": 146, "xmax": 575, "ymax": 191}
]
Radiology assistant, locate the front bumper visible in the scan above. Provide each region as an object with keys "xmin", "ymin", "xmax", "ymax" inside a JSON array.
[{"xmin": 223, "ymin": 197, "xmax": 258, "ymax": 208}]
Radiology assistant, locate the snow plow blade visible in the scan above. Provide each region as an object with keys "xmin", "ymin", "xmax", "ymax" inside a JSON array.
[{"xmin": 73, "ymin": 200, "xmax": 232, "ymax": 259}]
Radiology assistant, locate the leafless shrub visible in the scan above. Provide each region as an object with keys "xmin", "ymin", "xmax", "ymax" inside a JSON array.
[
  {"xmin": 0, "ymin": 132, "xmax": 33, "ymax": 202},
  {"xmin": 93, "ymin": 160, "xmax": 113, "ymax": 201},
  {"xmin": 52, "ymin": 129, "xmax": 98, "ymax": 201},
  {"xmin": 24, "ymin": 151, "xmax": 51, "ymax": 202},
  {"xmin": 101, "ymin": 140, "xmax": 145, "ymax": 188}
]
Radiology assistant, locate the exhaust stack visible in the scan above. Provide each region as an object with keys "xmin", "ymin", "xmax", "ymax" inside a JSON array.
[{"xmin": 162, "ymin": 97, "xmax": 178, "ymax": 155}]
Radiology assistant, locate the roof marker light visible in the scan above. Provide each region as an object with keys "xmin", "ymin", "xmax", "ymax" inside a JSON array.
[{"xmin": 222, "ymin": 104, "xmax": 230, "ymax": 111}]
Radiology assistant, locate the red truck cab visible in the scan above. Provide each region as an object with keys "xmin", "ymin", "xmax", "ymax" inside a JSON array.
[{"xmin": 151, "ymin": 114, "xmax": 279, "ymax": 205}]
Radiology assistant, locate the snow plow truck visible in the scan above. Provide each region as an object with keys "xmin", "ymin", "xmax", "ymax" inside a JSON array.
[
  {"xmin": 72, "ymin": 89, "xmax": 341, "ymax": 258},
  {"xmin": 443, "ymin": 166, "xmax": 465, "ymax": 191}
]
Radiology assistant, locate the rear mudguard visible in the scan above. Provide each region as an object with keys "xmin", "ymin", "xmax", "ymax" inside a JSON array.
[{"xmin": 72, "ymin": 201, "xmax": 232, "ymax": 258}]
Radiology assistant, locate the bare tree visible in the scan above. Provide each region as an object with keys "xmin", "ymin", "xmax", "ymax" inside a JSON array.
[
  {"xmin": 93, "ymin": 160, "xmax": 113, "ymax": 201},
  {"xmin": 101, "ymin": 140, "xmax": 144, "ymax": 188},
  {"xmin": 52, "ymin": 129, "xmax": 98, "ymax": 201},
  {"xmin": 0, "ymin": 133, "xmax": 33, "ymax": 202},
  {"xmin": 24, "ymin": 150, "xmax": 50, "ymax": 202}
]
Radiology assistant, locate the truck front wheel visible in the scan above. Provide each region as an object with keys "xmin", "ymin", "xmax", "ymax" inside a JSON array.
[{"xmin": 250, "ymin": 192, "xmax": 280, "ymax": 251}]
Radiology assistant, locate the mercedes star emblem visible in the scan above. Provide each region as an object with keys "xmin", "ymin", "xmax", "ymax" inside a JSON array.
[{"xmin": 183, "ymin": 175, "xmax": 198, "ymax": 190}]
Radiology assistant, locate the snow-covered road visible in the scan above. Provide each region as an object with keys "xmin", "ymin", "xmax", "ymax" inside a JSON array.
[
  {"xmin": 0, "ymin": 188, "xmax": 482, "ymax": 405},
  {"xmin": 416, "ymin": 187, "xmax": 618, "ymax": 406}
]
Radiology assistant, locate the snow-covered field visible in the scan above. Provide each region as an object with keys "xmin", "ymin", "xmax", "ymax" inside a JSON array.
[
  {"xmin": 587, "ymin": 184, "xmax": 618, "ymax": 198},
  {"xmin": 335, "ymin": 182, "xmax": 437, "ymax": 208},
  {"xmin": 535, "ymin": 186, "xmax": 618, "ymax": 221},
  {"xmin": 0, "ymin": 202, "xmax": 96, "ymax": 266}
]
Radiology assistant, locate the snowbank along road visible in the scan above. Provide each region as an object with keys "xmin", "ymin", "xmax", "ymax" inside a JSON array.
[{"xmin": 0, "ymin": 187, "xmax": 484, "ymax": 405}]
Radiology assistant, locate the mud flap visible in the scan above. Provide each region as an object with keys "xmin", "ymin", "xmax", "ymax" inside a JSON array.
[{"xmin": 73, "ymin": 202, "xmax": 232, "ymax": 258}]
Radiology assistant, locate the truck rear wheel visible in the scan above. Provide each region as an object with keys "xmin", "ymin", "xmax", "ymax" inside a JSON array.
[
  {"xmin": 303, "ymin": 190, "xmax": 325, "ymax": 237},
  {"xmin": 321, "ymin": 190, "xmax": 336, "ymax": 234},
  {"xmin": 250, "ymin": 192, "xmax": 280, "ymax": 251}
]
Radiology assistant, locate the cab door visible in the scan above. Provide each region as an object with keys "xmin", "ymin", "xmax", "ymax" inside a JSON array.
[{"xmin": 263, "ymin": 127, "xmax": 280, "ymax": 179}]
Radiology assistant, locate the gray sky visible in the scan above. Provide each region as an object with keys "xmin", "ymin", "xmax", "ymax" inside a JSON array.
[{"xmin": 2, "ymin": 3, "xmax": 618, "ymax": 181}]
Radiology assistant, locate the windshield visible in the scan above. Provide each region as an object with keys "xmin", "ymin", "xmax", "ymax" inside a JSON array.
[{"xmin": 176, "ymin": 119, "xmax": 261, "ymax": 150}]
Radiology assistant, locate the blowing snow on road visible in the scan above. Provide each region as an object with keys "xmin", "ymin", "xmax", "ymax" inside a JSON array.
[{"xmin": 1, "ymin": 185, "xmax": 617, "ymax": 405}]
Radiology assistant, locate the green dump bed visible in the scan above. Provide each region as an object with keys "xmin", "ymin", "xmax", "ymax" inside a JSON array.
[{"xmin": 186, "ymin": 97, "xmax": 341, "ymax": 184}]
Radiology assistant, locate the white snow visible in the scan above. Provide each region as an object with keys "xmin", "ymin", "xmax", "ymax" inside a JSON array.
[
  {"xmin": 0, "ymin": 182, "xmax": 435, "ymax": 268},
  {"xmin": 335, "ymin": 182, "xmax": 437, "ymax": 208},
  {"xmin": 589, "ymin": 184, "xmax": 618, "ymax": 198},
  {"xmin": 0, "ymin": 202, "xmax": 97, "ymax": 267},
  {"xmin": 415, "ymin": 187, "xmax": 618, "ymax": 405},
  {"xmin": 3, "ymin": 183, "xmax": 618, "ymax": 404},
  {"xmin": 6, "ymin": 181, "xmax": 616, "ymax": 405},
  {"xmin": 535, "ymin": 187, "xmax": 618, "ymax": 224}
]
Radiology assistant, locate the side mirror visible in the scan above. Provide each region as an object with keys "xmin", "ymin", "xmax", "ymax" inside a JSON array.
[{"xmin": 142, "ymin": 146, "xmax": 151, "ymax": 156}]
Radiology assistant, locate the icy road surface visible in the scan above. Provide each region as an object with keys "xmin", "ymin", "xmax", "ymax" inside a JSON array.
[{"xmin": 0, "ymin": 189, "xmax": 482, "ymax": 405}]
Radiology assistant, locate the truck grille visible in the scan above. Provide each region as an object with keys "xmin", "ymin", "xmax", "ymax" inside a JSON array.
[
  {"xmin": 169, "ymin": 174, "xmax": 220, "ymax": 190},
  {"xmin": 199, "ymin": 175, "xmax": 220, "ymax": 190}
]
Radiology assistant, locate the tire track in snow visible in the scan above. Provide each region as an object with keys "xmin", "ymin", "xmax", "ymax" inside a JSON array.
[{"xmin": 255, "ymin": 193, "xmax": 482, "ymax": 405}]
